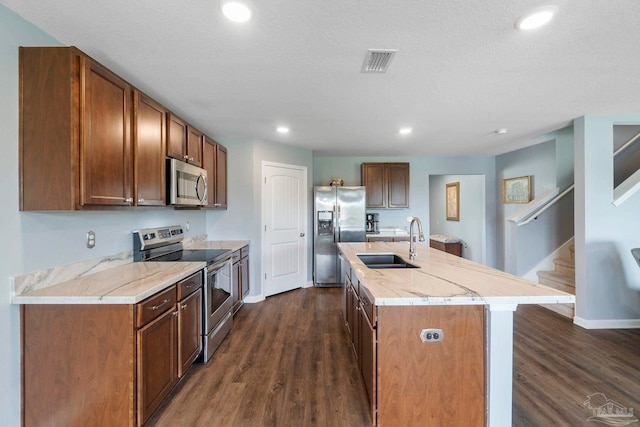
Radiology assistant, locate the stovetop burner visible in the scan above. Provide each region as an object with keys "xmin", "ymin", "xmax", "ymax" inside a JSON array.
[{"xmin": 133, "ymin": 225, "xmax": 231, "ymax": 265}]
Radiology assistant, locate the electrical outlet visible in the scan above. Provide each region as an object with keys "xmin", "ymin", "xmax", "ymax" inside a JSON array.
[
  {"xmin": 86, "ymin": 231, "xmax": 96, "ymax": 249},
  {"xmin": 186, "ymin": 221, "xmax": 190, "ymax": 231},
  {"xmin": 420, "ymin": 328, "xmax": 444, "ymax": 343}
]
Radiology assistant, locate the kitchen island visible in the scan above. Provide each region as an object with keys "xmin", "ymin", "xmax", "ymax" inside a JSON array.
[{"xmin": 338, "ymin": 241, "xmax": 575, "ymax": 427}]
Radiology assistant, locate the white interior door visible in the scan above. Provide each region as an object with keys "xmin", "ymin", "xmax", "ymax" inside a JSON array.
[{"xmin": 263, "ymin": 162, "xmax": 307, "ymax": 297}]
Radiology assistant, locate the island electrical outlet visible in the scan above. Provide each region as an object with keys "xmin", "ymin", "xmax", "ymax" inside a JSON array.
[{"xmin": 420, "ymin": 328, "xmax": 444, "ymax": 343}]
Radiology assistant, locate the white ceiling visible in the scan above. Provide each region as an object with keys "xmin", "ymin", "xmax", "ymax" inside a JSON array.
[{"xmin": 3, "ymin": 0, "xmax": 640, "ymax": 156}]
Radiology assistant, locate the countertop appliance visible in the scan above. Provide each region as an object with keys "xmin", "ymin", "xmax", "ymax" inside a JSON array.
[
  {"xmin": 133, "ymin": 225, "xmax": 232, "ymax": 363},
  {"xmin": 366, "ymin": 212, "xmax": 379, "ymax": 233},
  {"xmin": 314, "ymin": 186, "xmax": 366, "ymax": 286},
  {"xmin": 167, "ymin": 158, "xmax": 208, "ymax": 206}
]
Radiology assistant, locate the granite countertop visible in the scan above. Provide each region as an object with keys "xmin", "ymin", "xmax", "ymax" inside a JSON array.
[
  {"xmin": 186, "ymin": 240, "xmax": 250, "ymax": 251},
  {"xmin": 12, "ymin": 262, "xmax": 205, "ymax": 305},
  {"xmin": 337, "ymin": 241, "xmax": 575, "ymax": 306}
]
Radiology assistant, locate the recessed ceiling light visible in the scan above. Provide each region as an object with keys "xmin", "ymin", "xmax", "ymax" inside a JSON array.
[
  {"xmin": 515, "ymin": 5, "xmax": 558, "ymax": 30},
  {"xmin": 399, "ymin": 127, "xmax": 413, "ymax": 135},
  {"xmin": 495, "ymin": 128, "xmax": 508, "ymax": 135},
  {"xmin": 276, "ymin": 126, "xmax": 290, "ymax": 134},
  {"xmin": 221, "ymin": 1, "xmax": 252, "ymax": 23}
]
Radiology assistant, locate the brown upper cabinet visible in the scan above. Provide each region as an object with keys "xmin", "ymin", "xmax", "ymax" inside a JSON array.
[
  {"xmin": 167, "ymin": 113, "xmax": 203, "ymax": 167},
  {"xmin": 361, "ymin": 162, "xmax": 410, "ymax": 208},
  {"xmin": 20, "ymin": 47, "xmax": 136, "ymax": 210},
  {"xmin": 203, "ymin": 136, "xmax": 228, "ymax": 209},
  {"xmin": 20, "ymin": 46, "xmax": 226, "ymax": 211},
  {"xmin": 133, "ymin": 91, "xmax": 166, "ymax": 206}
]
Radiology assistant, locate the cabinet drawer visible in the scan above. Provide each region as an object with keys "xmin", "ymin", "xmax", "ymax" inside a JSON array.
[
  {"xmin": 232, "ymin": 249, "xmax": 241, "ymax": 264},
  {"xmin": 360, "ymin": 286, "xmax": 376, "ymax": 327},
  {"xmin": 136, "ymin": 285, "xmax": 177, "ymax": 328},
  {"xmin": 177, "ymin": 270, "xmax": 203, "ymax": 300},
  {"xmin": 240, "ymin": 245, "xmax": 249, "ymax": 259}
]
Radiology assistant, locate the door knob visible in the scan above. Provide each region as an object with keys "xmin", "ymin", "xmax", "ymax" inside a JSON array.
[{"xmin": 300, "ymin": 232, "xmax": 305, "ymax": 237}]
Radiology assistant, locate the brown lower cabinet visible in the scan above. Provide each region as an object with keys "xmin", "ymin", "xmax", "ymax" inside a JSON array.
[
  {"xmin": 22, "ymin": 272, "xmax": 203, "ymax": 427},
  {"xmin": 232, "ymin": 245, "xmax": 250, "ymax": 314},
  {"xmin": 344, "ymin": 274, "xmax": 486, "ymax": 426}
]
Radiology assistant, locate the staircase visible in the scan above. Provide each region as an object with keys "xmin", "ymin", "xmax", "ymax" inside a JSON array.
[{"xmin": 536, "ymin": 245, "xmax": 575, "ymax": 318}]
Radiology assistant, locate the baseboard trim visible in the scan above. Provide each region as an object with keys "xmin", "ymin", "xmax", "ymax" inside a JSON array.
[
  {"xmin": 303, "ymin": 280, "xmax": 314, "ymax": 288},
  {"xmin": 574, "ymin": 316, "xmax": 640, "ymax": 329},
  {"xmin": 244, "ymin": 294, "xmax": 265, "ymax": 304}
]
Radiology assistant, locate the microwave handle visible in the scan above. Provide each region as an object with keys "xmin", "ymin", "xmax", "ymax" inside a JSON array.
[{"xmin": 195, "ymin": 174, "xmax": 207, "ymax": 204}]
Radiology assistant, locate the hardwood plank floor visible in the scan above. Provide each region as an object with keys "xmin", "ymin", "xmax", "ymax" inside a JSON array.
[
  {"xmin": 148, "ymin": 288, "xmax": 640, "ymax": 426},
  {"xmin": 513, "ymin": 304, "xmax": 640, "ymax": 426},
  {"xmin": 147, "ymin": 287, "xmax": 371, "ymax": 427}
]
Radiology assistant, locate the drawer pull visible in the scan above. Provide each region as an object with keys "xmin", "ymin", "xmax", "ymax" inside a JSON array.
[
  {"xmin": 149, "ymin": 299, "xmax": 170, "ymax": 310},
  {"xmin": 181, "ymin": 303, "xmax": 188, "ymax": 309}
]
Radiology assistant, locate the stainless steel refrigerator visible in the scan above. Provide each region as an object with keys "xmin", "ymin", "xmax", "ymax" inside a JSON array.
[{"xmin": 313, "ymin": 186, "xmax": 366, "ymax": 286}]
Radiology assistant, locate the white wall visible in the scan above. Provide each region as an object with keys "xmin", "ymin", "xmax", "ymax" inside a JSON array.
[
  {"xmin": 574, "ymin": 115, "xmax": 640, "ymax": 327},
  {"xmin": 313, "ymin": 156, "xmax": 497, "ymax": 268},
  {"xmin": 429, "ymin": 175, "xmax": 486, "ymax": 264}
]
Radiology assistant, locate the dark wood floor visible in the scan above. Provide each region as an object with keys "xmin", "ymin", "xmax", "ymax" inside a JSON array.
[{"xmin": 148, "ymin": 287, "xmax": 640, "ymax": 426}]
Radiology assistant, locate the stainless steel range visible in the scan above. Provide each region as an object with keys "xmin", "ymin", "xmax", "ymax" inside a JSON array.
[{"xmin": 133, "ymin": 225, "xmax": 233, "ymax": 363}]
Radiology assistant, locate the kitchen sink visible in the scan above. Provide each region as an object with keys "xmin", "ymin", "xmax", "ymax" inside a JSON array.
[{"xmin": 357, "ymin": 254, "xmax": 419, "ymax": 269}]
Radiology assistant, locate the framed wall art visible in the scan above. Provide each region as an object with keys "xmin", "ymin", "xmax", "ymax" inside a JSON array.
[
  {"xmin": 446, "ymin": 182, "xmax": 460, "ymax": 221},
  {"xmin": 502, "ymin": 175, "xmax": 531, "ymax": 204}
]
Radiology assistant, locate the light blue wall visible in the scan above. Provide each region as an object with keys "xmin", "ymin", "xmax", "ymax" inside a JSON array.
[
  {"xmin": 429, "ymin": 175, "xmax": 486, "ymax": 264},
  {"xmin": 574, "ymin": 115, "xmax": 640, "ymax": 324},
  {"xmin": 313, "ymin": 156, "xmax": 497, "ymax": 268},
  {"xmin": 495, "ymin": 140, "xmax": 560, "ymax": 273},
  {"xmin": 0, "ymin": 7, "xmax": 211, "ymax": 425},
  {"xmin": 207, "ymin": 138, "xmax": 314, "ymax": 295}
]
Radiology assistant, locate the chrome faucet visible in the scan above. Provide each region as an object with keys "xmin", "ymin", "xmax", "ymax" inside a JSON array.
[{"xmin": 409, "ymin": 216, "xmax": 425, "ymax": 260}]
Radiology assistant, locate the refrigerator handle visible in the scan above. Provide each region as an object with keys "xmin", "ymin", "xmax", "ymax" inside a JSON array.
[
  {"xmin": 334, "ymin": 203, "xmax": 342, "ymax": 242},
  {"xmin": 334, "ymin": 203, "xmax": 339, "ymax": 243}
]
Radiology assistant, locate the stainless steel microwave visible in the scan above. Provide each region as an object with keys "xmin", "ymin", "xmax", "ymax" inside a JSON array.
[{"xmin": 167, "ymin": 158, "xmax": 207, "ymax": 206}]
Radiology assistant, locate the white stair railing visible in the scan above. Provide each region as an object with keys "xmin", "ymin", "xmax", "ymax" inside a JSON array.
[{"xmin": 506, "ymin": 185, "xmax": 573, "ymax": 226}]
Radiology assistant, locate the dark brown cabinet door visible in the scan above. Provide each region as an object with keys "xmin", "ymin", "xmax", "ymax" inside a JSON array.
[
  {"xmin": 203, "ymin": 137, "xmax": 216, "ymax": 207},
  {"xmin": 361, "ymin": 162, "xmax": 409, "ymax": 208},
  {"xmin": 348, "ymin": 285, "xmax": 360, "ymax": 360},
  {"xmin": 241, "ymin": 257, "xmax": 250, "ymax": 298},
  {"xmin": 387, "ymin": 163, "xmax": 410, "ymax": 208},
  {"xmin": 215, "ymin": 144, "xmax": 228, "ymax": 208},
  {"xmin": 359, "ymin": 303, "xmax": 377, "ymax": 422},
  {"xmin": 361, "ymin": 163, "xmax": 386, "ymax": 208},
  {"xmin": 80, "ymin": 57, "xmax": 132, "ymax": 206},
  {"xmin": 137, "ymin": 307, "xmax": 178, "ymax": 426},
  {"xmin": 232, "ymin": 258, "xmax": 241, "ymax": 311},
  {"xmin": 134, "ymin": 91, "xmax": 166, "ymax": 206},
  {"xmin": 186, "ymin": 126, "xmax": 203, "ymax": 167},
  {"xmin": 166, "ymin": 113, "xmax": 187, "ymax": 162},
  {"xmin": 178, "ymin": 288, "xmax": 202, "ymax": 378}
]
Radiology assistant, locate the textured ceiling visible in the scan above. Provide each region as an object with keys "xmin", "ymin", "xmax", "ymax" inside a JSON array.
[{"xmin": 2, "ymin": 0, "xmax": 640, "ymax": 156}]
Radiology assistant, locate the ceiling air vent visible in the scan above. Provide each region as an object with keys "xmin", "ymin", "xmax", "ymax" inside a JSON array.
[{"xmin": 361, "ymin": 49, "xmax": 398, "ymax": 73}]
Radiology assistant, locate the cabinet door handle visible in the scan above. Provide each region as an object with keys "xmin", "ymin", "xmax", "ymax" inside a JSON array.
[
  {"xmin": 183, "ymin": 155, "xmax": 189, "ymax": 159},
  {"xmin": 124, "ymin": 197, "xmax": 133, "ymax": 203},
  {"xmin": 149, "ymin": 298, "xmax": 170, "ymax": 310},
  {"xmin": 190, "ymin": 157, "xmax": 195, "ymax": 162},
  {"xmin": 138, "ymin": 198, "xmax": 144, "ymax": 203},
  {"xmin": 181, "ymin": 303, "xmax": 188, "ymax": 309}
]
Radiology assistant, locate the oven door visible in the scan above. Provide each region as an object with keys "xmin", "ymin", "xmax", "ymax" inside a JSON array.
[{"xmin": 204, "ymin": 258, "xmax": 232, "ymax": 340}]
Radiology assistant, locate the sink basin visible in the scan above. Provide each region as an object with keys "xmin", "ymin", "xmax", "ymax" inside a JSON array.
[{"xmin": 357, "ymin": 254, "xmax": 419, "ymax": 269}]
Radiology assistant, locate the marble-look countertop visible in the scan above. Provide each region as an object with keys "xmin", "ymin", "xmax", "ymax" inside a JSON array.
[
  {"xmin": 338, "ymin": 242, "xmax": 575, "ymax": 306},
  {"xmin": 12, "ymin": 262, "xmax": 205, "ymax": 305},
  {"xmin": 185, "ymin": 240, "xmax": 250, "ymax": 252}
]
